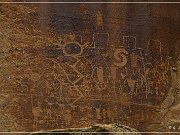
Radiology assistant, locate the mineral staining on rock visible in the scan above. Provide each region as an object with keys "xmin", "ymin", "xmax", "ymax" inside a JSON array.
[{"xmin": 0, "ymin": 1, "xmax": 179, "ymax": 133}]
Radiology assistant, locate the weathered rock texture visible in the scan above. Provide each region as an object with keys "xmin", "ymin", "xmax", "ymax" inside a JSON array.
[
  {"xmin": 147, "ymin": 57, "xmax": 180, "ymax": 132},
  {"xmin": 33, "ymin": 124, "xmax": 141, "ymax": 135},
  {"xmin": 0, "ymin": 0, "xmax": 179, "ymax": 133}
]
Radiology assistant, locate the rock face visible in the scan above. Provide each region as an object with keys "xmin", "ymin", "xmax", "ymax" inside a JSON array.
[
  {"xmin": 147, "ymin": 57, "xmax": 180, "ymax": 132},
  {"xmin": 0, "ymin": 0, "xmax": 179, "ymax": 133},
  {"xmin": 33, "ymin": 124, "xmax": 141, "ymax": 135}
]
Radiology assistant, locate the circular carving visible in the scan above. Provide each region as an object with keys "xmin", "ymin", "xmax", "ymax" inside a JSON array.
[{"xmin": 62, "ymin": 42, "xmax": 83, "ymax": 56}]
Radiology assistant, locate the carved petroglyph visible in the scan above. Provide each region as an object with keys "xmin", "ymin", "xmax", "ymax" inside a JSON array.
[
  {"xmin": 127, "ymin": 78, "xmax": 136, "ymax": 94},
  {"xmin": 32, "ymin": 107, "xmax": 43, "ymax": 129},
  {"xmin": 114, "ymin": 48, "xmax": 128, "ymax": 68},
  {"xmin": 130, "ymin": 52, "xmax": 138, "ymax": 68},
  {"xmin": 96, "ymin": 11, "xmax": 104, "ymax": 30},
  {"xmin": 0, "ymin": 3, "xmax": 177, "ymax": 132}
]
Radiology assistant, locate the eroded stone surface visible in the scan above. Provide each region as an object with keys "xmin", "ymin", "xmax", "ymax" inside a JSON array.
[
  {"xmin": 33, "ymin": 124, "xmax": 141, "ymax": 135},
  {"xmin": 0, "ymin": 0, "xmax": 179, "ymax": 133}
]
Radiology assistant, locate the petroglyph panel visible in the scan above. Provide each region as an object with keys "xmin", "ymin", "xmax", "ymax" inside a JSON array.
[{"xmin": 0, "ymin": 1, "xmax": 179, "ymax": 132}]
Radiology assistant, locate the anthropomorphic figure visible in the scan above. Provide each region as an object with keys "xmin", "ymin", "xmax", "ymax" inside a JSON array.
[{"xmin": 96, "ymin": 11, "xmax": 103, "ymax": 30}]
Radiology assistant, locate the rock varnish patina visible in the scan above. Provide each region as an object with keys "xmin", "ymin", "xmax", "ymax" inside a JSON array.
[{"xmin": 0, "ymin": 0, "xmax": 179, "ymax": 133}]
